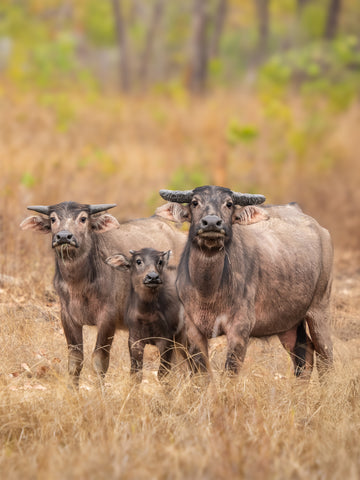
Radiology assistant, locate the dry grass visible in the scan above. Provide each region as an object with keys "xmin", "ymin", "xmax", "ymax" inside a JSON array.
[
  {"xmin": 1, "ymin": 88, "xmax": 360, "ymax": 479},
  {"xmin": 1, "ymin": 296, "xmax": 360, "ymax": 480}
]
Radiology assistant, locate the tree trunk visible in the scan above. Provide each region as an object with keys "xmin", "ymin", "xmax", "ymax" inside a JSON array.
[
  {"xmin": 111, "ymin": 0, "xmax": 130, "ymax": 92},
  {"xmin": 138, "ymin": 0, "xmax": 165, "ymax": 87},
  {"xmin": 210, "ymin": 0, "xmax": 227, "ymax": 58},
  {"xmin": 296, "ymin": 0, "xmax": 309, "ymax": 13},
  {"xmin": 324, "ymin": 0, "xmax": 342, "ymax": 40},
  {"xmin": 189, "ymin": 0, "xmax": 209, "ymax": 94},
  {"xmin": 254, "ymin": 0, "xmax": 270, "ymax": 54}
]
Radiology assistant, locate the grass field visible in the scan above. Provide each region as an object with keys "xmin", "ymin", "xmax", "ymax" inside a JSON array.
[{"xmin": 1, "ymin": 88, "xmax": 360, "ymax": 479}]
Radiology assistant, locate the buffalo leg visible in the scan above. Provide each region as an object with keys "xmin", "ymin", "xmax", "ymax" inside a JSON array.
[
  {"xmin": 92, "ymin": 321, "xmax": 116, "ymax": 380},
  {"xmin": 278, "ymin": 322, "xmax": 314, "ymax": 378},
  {"xmin": 128, "ymin": 337, "xmax": 145, "ymax": 383},
  {"xmin": 305, "ymin": 308, "xmax": 333, "ymax": 378},
  {"xmin": 61, "ymin": 316, "xmax": 83, "ymax": 388},
  {"xmin": 157, "ymin": 340, "xmax": 174, "ymax": 380},
  {"xmin": 185, "ymin": 318, "xmax": 210, "ymax": 375},
  {"xmin": 225, "ymin": 323, "xmax": 250, "ymax": 375}
]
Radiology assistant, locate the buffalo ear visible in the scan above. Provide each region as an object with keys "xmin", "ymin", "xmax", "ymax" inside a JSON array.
[
  {"xmin": 233, "ymin": 206, "xmax": 269, "ymax": 225},
  {"xmin": 20, "ymin": 216, "xmax": 51, "ymax": 233},
  {"xmin": 161, "ymin": 250, "xmax": 171, "ymax": 267},
  {"xmin": 155, "ymin": 202, "xmax": 190, "ymax": 223},
  {"xmin": 91, "ymin": 214, "xmax": 120, "ymax": 233},
  {"xmin": 105, "ymin": 254, "xmax": 131, "ymax": 270}
]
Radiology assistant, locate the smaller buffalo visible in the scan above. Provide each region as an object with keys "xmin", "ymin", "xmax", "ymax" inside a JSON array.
[
  {"xmin": 106, "ymin": 248, "xmax": 186, "ymax": 383},
  {"xmin": 20, "ymin": 202, "xmax": 186, "ymax": 387}
]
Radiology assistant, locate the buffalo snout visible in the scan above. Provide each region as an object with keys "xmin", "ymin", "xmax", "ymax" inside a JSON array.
[
  {"xmin": 201, "ymin": 215, "xmax": 223, "ymax": 229},
  {"xmin": 143, "ymin": 271, "xmax": 162, "ymax": 287},
  {"xmin": 198, "ymin": 215, "xmax": 225, "ymax": 236},
  {"xmin": 52, "ymin": 231, "xmax": 78, "ymax": 248}
]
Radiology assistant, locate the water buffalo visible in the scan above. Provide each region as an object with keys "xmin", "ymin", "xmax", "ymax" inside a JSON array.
[
  {"xmin": 106, "ymin": 248, "xmax": 186, "ymax": 383},
  {"xmin": 156, "ymin": 185, "xmax": 333, "ymax": 379},
  {"xmin": 20, "ymin": 202, "xmax": 186, "ymax": 387}
]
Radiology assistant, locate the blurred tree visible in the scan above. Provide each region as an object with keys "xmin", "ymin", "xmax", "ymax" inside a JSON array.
[
  {"xmin": 254, "ymin": 0, "xmax": 270, "ymax": 54},
  {"xmin": 324, "ymin": 0, "xmax": 342, "ymax": 39},
  {"xmin": 1, "ymin": 0, "xmax": 360, "ymax": 94},
  {"xmin": 189, "ymin": 0, "xmax": 209, "ymax": 93},
  {"xmin": 138, "ymin": 0, "xmax": 165, "ymax": 87},
  {"xmin": 297, "ymin": 0, "xmax": 309, "ymax": 13},
  {"xmin": 209, "ymin": 0, "xmax": 227, "ymax": 58},
  {"xmin": 111, "ymin": 0, "xmax": 131, "ymax": 92}
]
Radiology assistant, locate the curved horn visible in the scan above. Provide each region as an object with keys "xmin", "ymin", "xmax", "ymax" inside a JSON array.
[
  {"xmin": 89, "ymin": 204, "xmax": 117, "ymax": 215},
  {"xmin": 232, "ymin": 193, "xmax": 266, "ymax": 206},
  {"xmin": 159, "ymin": 189, "xmax": 194, "ymax": 204},
  {"xmin": 27, "ymin": 205, "xmax": 50, "ymax": 215}
]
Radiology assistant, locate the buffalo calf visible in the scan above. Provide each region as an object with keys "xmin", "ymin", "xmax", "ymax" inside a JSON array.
[{"xmin": 106, "ymin": 248, "xmax": 185, "ymax": 382}]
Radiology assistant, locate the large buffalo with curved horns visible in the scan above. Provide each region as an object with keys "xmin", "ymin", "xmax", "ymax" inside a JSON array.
[
  {"xmin": 21, "ymin": 201, "xmax": 186, "ymax": 387},
  {"xmin": 156, "ymin": 185, "xmax": 333, "ymax": 379}
]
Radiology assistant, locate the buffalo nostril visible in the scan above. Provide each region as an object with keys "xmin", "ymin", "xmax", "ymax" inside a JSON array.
[
  {"xmin": 54, "ymin": 231, "xmax": 76, "ymax": 246},
  {"xmin": 144, "ymin": 272, "xmax": 161, "ymax": 284},
  {"xmin": 201, "ymin": 215, "xmax": 223, "ymax": 229}
]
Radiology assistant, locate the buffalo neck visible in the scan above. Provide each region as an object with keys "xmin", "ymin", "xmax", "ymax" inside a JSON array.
[
  {"xmin": 54, "ymin": 237, "xmax": 100, "ymax": 286},
  {"xmin": 130, "ymin": 286, "xmax": 162, "ymax": 317},
  {"xmin": 187, "ymin": 244, "xmax": 231, "ymax": 298}
]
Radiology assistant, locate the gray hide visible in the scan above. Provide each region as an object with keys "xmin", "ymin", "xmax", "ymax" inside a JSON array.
[{"xmin": 157, "ymin": 185, "xmax": 333, "ymax": 379}]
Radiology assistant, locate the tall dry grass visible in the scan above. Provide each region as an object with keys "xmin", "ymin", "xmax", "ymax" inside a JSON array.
[
  {"xmin": 1, "ymin": 88, "xmax": 360, "ymax": 478},
  {"xmin": 1, "ymin": 301, "xmax": 360, "ymax": 479}
]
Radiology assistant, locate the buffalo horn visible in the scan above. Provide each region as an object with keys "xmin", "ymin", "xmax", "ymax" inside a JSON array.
[
  {"xmin": 232, "ymin": 193, "xmax": 266, "ymax": 206},
  {"xmin": 27, "ymin": 205, "xmax": 50, "ymax": 215},
  {"xmin": 89, "ymin": 204, "xmax": 117, "ymax": 215},
  {"xmin": 159, "ymin": 189, "xmax": 194, "ymax": 204}
]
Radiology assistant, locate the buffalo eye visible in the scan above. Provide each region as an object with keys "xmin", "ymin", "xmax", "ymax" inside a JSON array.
[
  {"xmin": 191, "ymin": 200, "xmax": 198, "ymax": 207},
  {"xmin": 136, "ymin": 259, "xmax": 142, "ymax": 266},
  {"xmin": 158, "ymin": 259, "xmax": 163, "ymax": 266},
  {"xmin": 226, "ymin": 201, "xmax": 233, "ymax": 209},
  {"xmin": 50, "ymin": 217, "xmax": 56, "ymax": 224},
  {"xmin": 80, "ymin": 216, "xmax": 87, "ymax": 223}
]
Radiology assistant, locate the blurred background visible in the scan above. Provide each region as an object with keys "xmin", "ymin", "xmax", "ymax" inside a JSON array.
[{"xmin": 1, "ymin": 0, "xmax": 360, "ymax": 280}]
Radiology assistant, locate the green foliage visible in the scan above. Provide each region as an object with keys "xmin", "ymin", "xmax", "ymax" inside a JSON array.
[
  {"xmin": 226, "ymin": 120, "xmax": 258, "ymax": 145},
  {"xmin": 168, "ymin": 166, "xmax": 210, "ymax": 190},
  {"xmin": 209, "ymin": 58, "xmax": 223, "ymax": 80},
  {"xmin": 21, "ymin": 172, "xmax": 36, "ymax": 189},
  {"xmin": 300, "ymin": 3, "xmax": 327, "ymax": 39},
  {"xmin": 83, "ymin": 0, "xmax": 115, "ymax": 46},
  {"xmin": 30, "ymin": 32, "xmax": 77, "ymax": 87},
  {"xmin": 0, "ymin": 3, "xmax": 95, "ymax": 91},
  {"xmin": 259, "ymin": 36, "xmax": 360, "ymax": 109}
]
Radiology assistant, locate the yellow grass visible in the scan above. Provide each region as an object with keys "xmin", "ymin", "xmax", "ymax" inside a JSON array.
[
  {"xmin": 1, "ymin": 87, "xmax": 360, "ymax": 479},
  {"xmin": 1, "ymin": 300, "xmax": 360, "ymax": 479}
]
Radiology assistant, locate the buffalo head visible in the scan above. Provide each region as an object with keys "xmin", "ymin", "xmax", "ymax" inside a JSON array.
[
  {"xmin": 20, "ymin": 202, "xmax": 119, "ymax": 260},
  {"xmin": 157, "ymin": 186, "xmax": 267, "ymax": 250},
  {"xmin": 106, "ymin": 248, "xmax": 171, "ymax": 292}
]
